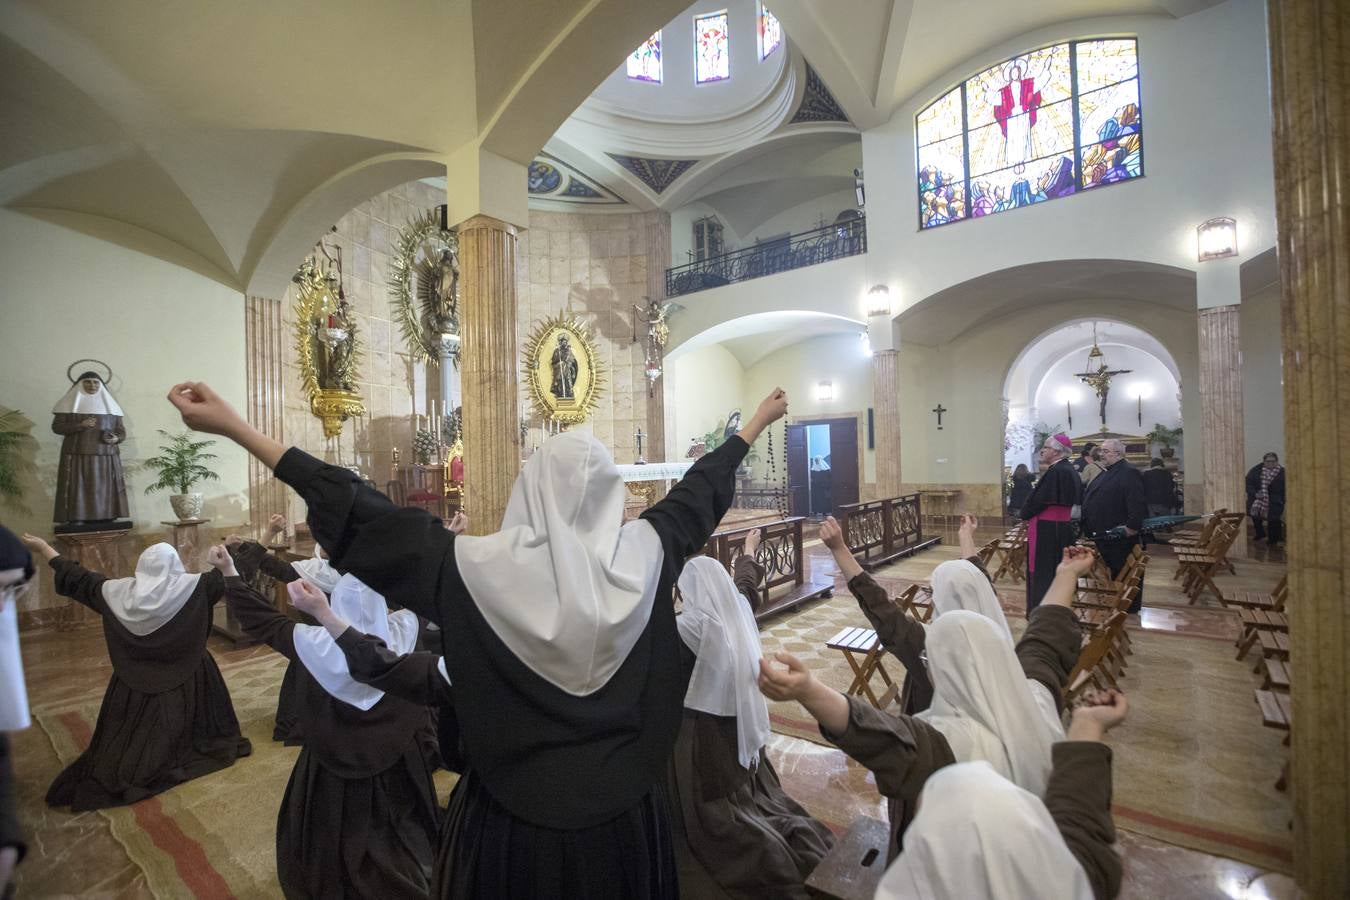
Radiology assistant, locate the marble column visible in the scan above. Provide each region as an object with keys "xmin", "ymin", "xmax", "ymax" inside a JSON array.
[
  {"xmin": 1196, "ymin": 305, "xmax": 1246, "ymax": 556},
  {"xmin": 245, "ymin": 295, "xmax": 287, "ymax": 535},
  {"xmin": 872, "ymin": 349, "xmax": 902, "ymax": 498},
  {"xmin": 457, "ymin": 214, "xmax": 520, "ymax": 534},
  {"xmin": 1268, "ymin": 0, "xmax": 1349, "ymax": 893}
]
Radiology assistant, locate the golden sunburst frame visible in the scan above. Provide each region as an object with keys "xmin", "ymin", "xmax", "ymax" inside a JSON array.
[
  {"xmin": 293, "ymin": 260, "xmax": 365, "ymax": 438},
  {"xmin": 522, "ymin": 313, "xmax": 606, "ymax": 426}
]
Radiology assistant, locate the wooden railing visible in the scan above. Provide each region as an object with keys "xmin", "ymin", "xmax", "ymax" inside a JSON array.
[
  {"xmin": 836, "ymin": 493, "xmax": 938, "ymax": 569},
  {"xmin": 704, "ymin": 516, "xmax": 832, "ymax": 620}
]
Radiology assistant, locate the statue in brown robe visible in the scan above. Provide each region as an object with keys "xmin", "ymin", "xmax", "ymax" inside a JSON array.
[{"xmin": 52, "ymin": 373, "xmax": 129, "ymax": 525}]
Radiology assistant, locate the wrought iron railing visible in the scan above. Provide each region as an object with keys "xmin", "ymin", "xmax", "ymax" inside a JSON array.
[{"xmin": 665, "ymin": 217, "xmax": 867, "ymax": 298}]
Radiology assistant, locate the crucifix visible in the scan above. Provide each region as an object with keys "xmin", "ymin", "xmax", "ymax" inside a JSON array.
[
  {"xmin": 932, "ymin": 404, "xmax": 947, "ymax": 429},
  {"xmin": 1075, "ymin": 326, "xmax": 1132, "ymax": 428},
  {"xmin": 634, "ymin": 427, "xmax": 646, "ymax": 465}
]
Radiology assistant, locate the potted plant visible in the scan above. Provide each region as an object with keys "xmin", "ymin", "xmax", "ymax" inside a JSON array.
[
  {"xmin": 702, "ymin": 419, "xmax": 759, "ymax": 474},
  {"xmin": 1147, "ymin": 423, "xmax": 1183, "ymax": 459},
  {"xmin": 0, "ymin": 409, "xmax": 26, "ymax": 508},
  {"xmin": 144, "ymin": 430, "xmax": 220, "ymax": 520}
]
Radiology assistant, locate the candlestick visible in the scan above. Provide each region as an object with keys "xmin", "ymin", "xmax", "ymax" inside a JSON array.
[
  {"xmin": 1066, "ymin": 401, "xmax": 1073, "ymax": 430},
  {"xmin": 1136, "ymin": 394, "xmax": 1142, "ymax": 427}
]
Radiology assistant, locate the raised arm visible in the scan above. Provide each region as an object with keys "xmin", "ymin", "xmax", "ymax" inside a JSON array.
[
  {"xmin": 167, "ymin": 382, "xmax": 449, "ymax": 619},
  {"xmin": 642, "ymin": 389, "xmax": 788, "ymax": 563},
  {"xmin": 227, "ymin": 537, "xmax": 300, "ymax": 583},
  {"xmin": 819, "ymin": 518, "xmax": 927, "ymax": 669},
  {"xmin": 1015, "ymin": 548, "xmax": 1093, "ymax": 711},
  {"xmin": 23, "ymin": 535, "xmax": 106, "ymax": 613},
  {"xmin": 731, "ymin": 527, "xmax": 766, "ymax": 612},
  {"xmin": 1046, "ymin": 692, "xmax": 1127, "ymax": 900},
  {"xmin": 207, "ymin": 546, "xmax": 297, "ymax": 658},
  {"xmin": 288, "ymin": 579, "xmax": 451, "ymax": 706}
]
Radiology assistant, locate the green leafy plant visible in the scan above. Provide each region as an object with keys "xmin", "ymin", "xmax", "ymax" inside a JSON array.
[
  {"xmin": 702, "ymin": 418, "xmax": 758, "ymax": 465},
  {"xmin": 1032, "ymin": 422, "xmax": 1065, "ymax": 450},
  {"xmin": 143, "ymin": 430, "xmax": 220, "ymax": 495},
  {"xmin": 0, "ymin": 410, "xmax": 25, "ymax": 502},
  {"xmin": 412, "ymin": 428, "xmax": 438, "ymax": 465},
  {"xmin": 1146, "ymin": 423, "xmax": 1183, "ymax": 448}
]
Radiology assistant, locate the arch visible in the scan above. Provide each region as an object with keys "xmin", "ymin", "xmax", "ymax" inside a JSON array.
[{"xmin": 668, "ymin": 309, "xmax": 865, "ymax": 367}]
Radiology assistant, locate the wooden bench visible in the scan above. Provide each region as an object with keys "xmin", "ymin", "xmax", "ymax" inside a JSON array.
[
  {"xmin": 826, "ymin": 627, "xmax": 899, "ymax": 709},
  {"xmin": 1253, "ymin": 631, "xmax": 1290, "ymax": 672},
  {"xmin": 1261, "ymin": 658, "xmax": 1290, "ymax": 692},
  {"xmin": 1235, "ymin": 609, "xmax": 1289, "ymax": 660},
  {"xmin": 1253, "ymin": 689, "xmax": 1292, "ymax": 792},
  {"xmin": 805, "ymin": 816, "xmax": 892, "ymax": 900}
]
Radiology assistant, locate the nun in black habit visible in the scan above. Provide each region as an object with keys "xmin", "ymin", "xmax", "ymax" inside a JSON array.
[
  {"xmin": 209, "ymin": 548, "xmax": 438, "ymax": 900},
  {"xmin": 165, "ymin": 379, "xmax": 790, "ymax": 900},
  {"xmin": 1018, "ymin": 434, "xmax": 1083, "ymax": 613},
  {"xmin": 19, "ymin": 535, "xmax": 251, "ymax": 811}
]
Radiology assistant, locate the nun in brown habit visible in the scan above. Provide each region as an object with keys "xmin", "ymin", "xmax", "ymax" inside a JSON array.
[
  {"xmin": 20, "ymin": 535, "xmax": 250, "ymax": 811},
  {"xmin": 210, "ymin": 549, "xmax": 438, "ymax": 900},
  {"xmin": 668, "ymin": 551, "xmax": 833, "ymax": 899}
]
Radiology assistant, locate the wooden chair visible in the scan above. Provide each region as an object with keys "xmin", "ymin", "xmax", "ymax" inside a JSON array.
[
  {"xmin": 899, "ymin": 583, "xmax": 933, "ymax": 624},
  {"xmin": 1223, "ymin": 575, "xmax": 1288, "ymax": 612},
  {"xmin": 988, "ymin": 523, "xmax": 1028, "ymax": 583},
  {"xmin": 1260, "ymin": 658, "xmax": 1290, "ymax": 692},
  {"xmin": 1253, "ymin": 688, "xmax": 1292, "ymax": 791},
  {"xmin": 826, "ymin": 626, "xmax": 900, "ymax": 710},
  {"xmin": 1235, "ymin": 608, "xmax": 1289, "ymax": 659},
  {"xmin": 1175, "ymin": 514, "xmax": 1243, "ymax": 603},
  {"xmin": 804, "ymin": 816, "xmax": 892, "ymax": 900},
  {"xmin": 1066, "ymin": 611, "xmax": 1128, "ymax": 703}
]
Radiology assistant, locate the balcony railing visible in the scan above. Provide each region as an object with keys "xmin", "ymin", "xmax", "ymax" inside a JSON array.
[{"xmin": 665, "ymin": 217, "xmax": 867, "ymax": 298}]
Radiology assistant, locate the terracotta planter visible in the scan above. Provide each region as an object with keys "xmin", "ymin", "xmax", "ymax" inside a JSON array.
[{"xmin": 170, "ymin": 492, "xmax": 203, "ymax": 520}]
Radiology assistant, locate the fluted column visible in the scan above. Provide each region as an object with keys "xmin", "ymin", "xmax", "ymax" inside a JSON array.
[
  {"xmin": 1197, "ymin": 305, "xmax": 1246, "ymax": 555},
  {"xmin": 1268, "ymin": 0, "xmax": 1349, "ymax": 893},
  {"xmin": 873, "ymin": 349, "xmax": 902, "ymax": 498},
  {"xmin": 245, "ymin": 295, "xmax": 287, "ymax": 534},
  {"xmin": 457, "ymin": 215, "xmax": 520, "ymax": 534}
]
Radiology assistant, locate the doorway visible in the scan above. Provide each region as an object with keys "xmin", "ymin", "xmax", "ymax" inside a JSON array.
[{"xmin": 786, "ymin": 417, "xmax": 859, "ymax": 518}]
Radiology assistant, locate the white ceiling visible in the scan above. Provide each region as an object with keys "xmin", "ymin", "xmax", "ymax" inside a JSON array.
[{"xmin": 668, "ymin": 309, "xmax": 864, "ymax": 368}]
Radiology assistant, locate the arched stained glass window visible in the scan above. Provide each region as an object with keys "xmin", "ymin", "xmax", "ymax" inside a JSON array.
[
  {"xmin": 758, "ymin": 4, "xmax": 782, "ymax": 60},
  {"xmin": 627, "ymin": 31, "xmax": 663, "ymax": 83},
  {"xmin": 695, "ymin": 11, "xmax": 730, "ymax": 83},
  {"xmin": 917, "ymin": 38, "xmax": 1143, "ymax": 229}
]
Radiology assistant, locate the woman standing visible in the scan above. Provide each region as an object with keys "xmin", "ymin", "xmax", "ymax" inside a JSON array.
[
  {"xmin": 1245, "ymin": 452, "xmax": 1286, "ymax": 546},
  {"xmin": 166, "ymin": 379, "xmax": 788, "ymax": 899},
  {"xmin": 1008, "ymin": 464, "xmax": 1035, "ymax": 517},
  {"xmin": 20, "ymin": 536, "xmax": 250, "ymax": 811}
]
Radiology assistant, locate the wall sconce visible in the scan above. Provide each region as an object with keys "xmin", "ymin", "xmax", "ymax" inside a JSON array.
[
  {"xmin": 816, "ymin": 380, "xmax": 834, "ymax": 402},
  {"xmin": 1196, "ymin": 217, "xmax": 1238, "ymax": 262},
  {"xmin": 1055, "ymin": 387, "xmax": 1081, "ymax": 430},
  {"xmin": 859, "ymin": 332, "xmax": 872, "ymax": 357},
  {"xmin": 853, "ymin": 168, "xmax": 865, "ymax": 208},
  {"xmin": 865, "ymin": 284, "xmax": 891, "ymax": 317},
  {"xmin": 1128, "ymin": 382, "xmax": 1153, "ymax": 427}
]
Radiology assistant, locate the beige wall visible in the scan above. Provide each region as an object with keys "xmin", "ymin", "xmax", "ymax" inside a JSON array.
[
  {"xmin": 669, "ymin": 343, "xmax": 746, "ymax": 455},
  {"xmin": 515, "ymin": 208, "xmax": 671, "ymax": 465},
  {"xmin": 1241, "ymin": 283, "xmax": 1285, "ymax": 468},
  {"xmin": 0, "ymin": 209, "xmax": 249, "ymax": 609}
]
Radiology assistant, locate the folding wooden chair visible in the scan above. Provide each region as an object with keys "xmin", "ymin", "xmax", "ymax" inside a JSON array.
[
  {"xmin": 1253, "ymin": 688, "xmax": 1292, "ymax": 791},
  {"xmin": 1175, "ymin": 514, "xmax": 1243, "ymax": 603},
  {"xmin": 1235, "ymin": 608, "xmax": 1289, "ymax": 659},
  {"xmin": 1222, "ymin": 575, "xmax": 1288, "ymax": 612},
  {"xmin": 988, "ymin": 523, "xmax": 1028, "ymax": 583},
  {"xmin": 826, "ymin": 627, "xmax": 899, "ymax": 709},
  {"xmin": 1066, "ymin": 611, "xmax": 1127, "ymax": 703}
]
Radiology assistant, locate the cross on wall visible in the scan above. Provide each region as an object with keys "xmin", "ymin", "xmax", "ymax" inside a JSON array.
[{"xmin": 932, "ymin": 404, "xmax": 947, "ymax": 429}]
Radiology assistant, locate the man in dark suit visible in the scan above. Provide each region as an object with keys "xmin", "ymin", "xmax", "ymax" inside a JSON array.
[{"xmin": 1082, "ymin": 439, "xmax": 1147, "ymax": 613}]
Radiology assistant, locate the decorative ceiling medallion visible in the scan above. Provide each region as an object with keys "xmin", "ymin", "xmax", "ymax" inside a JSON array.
[
  {"xmin": 606, "ymin": 154, "xmax": 698, "ymax": 194},
  {"xmin": 526, "ymin": 152, "xmax": 626, "ymax": 204},
  {"xmin": 790, "ymin": 63, "xmax": 850, "ymax": 125}
]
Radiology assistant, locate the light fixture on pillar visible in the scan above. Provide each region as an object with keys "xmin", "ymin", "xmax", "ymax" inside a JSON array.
[
  {"xmin": 816, "ymin": 380, "xmax": 834, "ymax": 402},
  {"xmin": 1128, "ymin": 382, "xmax": 1153, "ymax": 427},
  {"xmin": 853, "ymin": 168, "xmax": 865, "ymax": 208},
  {"xmin": 865, "ymin": 284, "xmax": 892, "ymax": 317},
  {"xmin": 1056, "ymin": 387, "xmax": 1081, "ymax": 430},
  {"xmin": 1196, "ymin": 216, "xmax": 1238, "ymax": 262}
]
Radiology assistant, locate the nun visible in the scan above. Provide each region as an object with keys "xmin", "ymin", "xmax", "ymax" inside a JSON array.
[
  {"xmin": 209, "ymin": 549, "xmax": 438, "ymax": 899},
  {"xmin": 227, "ymin": 516, "xmax": 342, "ymax": 743},
  {"xmin": 19, "ymin": 535, "xmax": 250, "ymax": 811},
  {"xmin": 166, "ymin": 379, "xmax": 788, "ymax": 899},
  {"xmin": 668, "ymin": 548, "xmax": 834, "ymax": 899},
  {"xmin": 0, "ymin": 528, "xmax": 35, "ymax": 893},
  {"xmin": 50, "ymin": 371, "xmax": 129, "ymax": 525},
  {"xmin": 818, "ymin": 515, "xmax": 1020, "ymax": 715},
  {"xmin": 761, "ymin": 547, "xmax": 1093, "ymax": 859},
  {"xmin": 874, "ymin": 691, "xmax": 1127, "ymax": 900}
]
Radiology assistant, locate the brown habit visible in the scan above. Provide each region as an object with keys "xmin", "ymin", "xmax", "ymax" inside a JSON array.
[{"xmin": 52, "ymin": 413, "xmax": 128, "ymax": 522}]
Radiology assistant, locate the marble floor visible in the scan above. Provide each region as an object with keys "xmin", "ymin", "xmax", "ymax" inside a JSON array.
[{"xmin": 8, "ymin": 525, "xmax": 1300, "ymax": 898}]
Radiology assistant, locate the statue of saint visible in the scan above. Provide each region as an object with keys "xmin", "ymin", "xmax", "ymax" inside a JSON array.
[
  {"xmin": 722, "ymin": 409, "xmax": 742, "ymax": 441},
  {"xmin": 320, "ymin": 297, "xmax": 357, "ymax": 392},
  {"xmin": 51, "ymin": 372, "xmax": 129, "ymax": 527},
  {"xmin": 550, "ymin": 334, "xmax": 579, "ymax": 401}
]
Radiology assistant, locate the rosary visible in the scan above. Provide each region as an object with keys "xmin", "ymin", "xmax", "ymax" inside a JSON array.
[{"xmin": 765, "ymin": 422, "xmax": 789, "ymax": 518}]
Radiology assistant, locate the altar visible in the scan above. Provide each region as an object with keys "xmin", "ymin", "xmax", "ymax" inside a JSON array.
[{"xmin": 616, "ymin": 461, "xmax": 693, "ymax": 507}]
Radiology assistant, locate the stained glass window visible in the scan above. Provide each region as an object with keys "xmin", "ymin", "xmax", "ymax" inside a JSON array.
[
  {"xmin": 695, "ymin": 11, "xmax": 730, "ymax": 83},
  {"xmin": 915, "ymin": 38, "xmax": 1143, "ymax": 229},
  {"xmin": 758, "ymin": 4, "xmax": 782, "ymax": 60},
  {"xmin": 627, "ymin": 31, "xmax": 662, "ymax": 83}
]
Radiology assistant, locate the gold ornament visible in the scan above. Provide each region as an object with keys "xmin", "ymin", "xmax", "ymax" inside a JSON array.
[
  {"xmin": 389, "ymin": 210, "xmax": 460, "ymax": 367},
  {"xmin": 293, "ymin": 258, "xmax": 365, "ymax": 438},
  {"xmin": 522, "ymin": 313, "xmax": 606, "ymax": 426}
]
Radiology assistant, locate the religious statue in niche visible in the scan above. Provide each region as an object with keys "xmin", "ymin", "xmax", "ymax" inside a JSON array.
[
  {"xmin": 294, "ymin": 246, "xmax": 365, "ymax": 438},
  {"xmin": 390, "ymin": 209, "xmax": 461, "ymax": 368},
  {"xmin": 632, "ymin": 296, "xmax": 677, "ymax": 387},
  {"xmin": 522, "ymin": 313, "xmax": 605, "ymax": 426},
  {"xmin": 550, "ymin": 334, "xmax": 579, "ymax": 401},
  {"xmin": 51, "ymin": 360, "xmax": 131, "ymax": 531}
]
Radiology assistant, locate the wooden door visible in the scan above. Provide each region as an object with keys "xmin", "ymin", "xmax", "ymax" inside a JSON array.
[
  {"xmin": 786, "ymin": 424, "xmax": 810, "ymax": 517},
  {"xmin": 827, "ymin": 418, "xmax": 860, "ymax": 512}
]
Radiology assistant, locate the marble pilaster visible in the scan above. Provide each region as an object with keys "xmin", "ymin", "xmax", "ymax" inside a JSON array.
[
  {"xmin": 872, "ymin": 349, "xmax": 902, "ymax": 498},
  {"xmin": 245, "ymin": 295, "xmax": 287, "ymax": 534},
  {"xmin": 458, "ymin": 214, "xmax": 520, "ymax": 534},
  {"xmin": 1197, "ymin": 305, "xmax": 1247, "ymax": 556},
  {"xmin": 1267, "ymin": 0, "xmax": 1350, "ymax": 893},
  {"xmin": 162, "ymin": 518, "xmax": 210, "ymax": 573}
]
